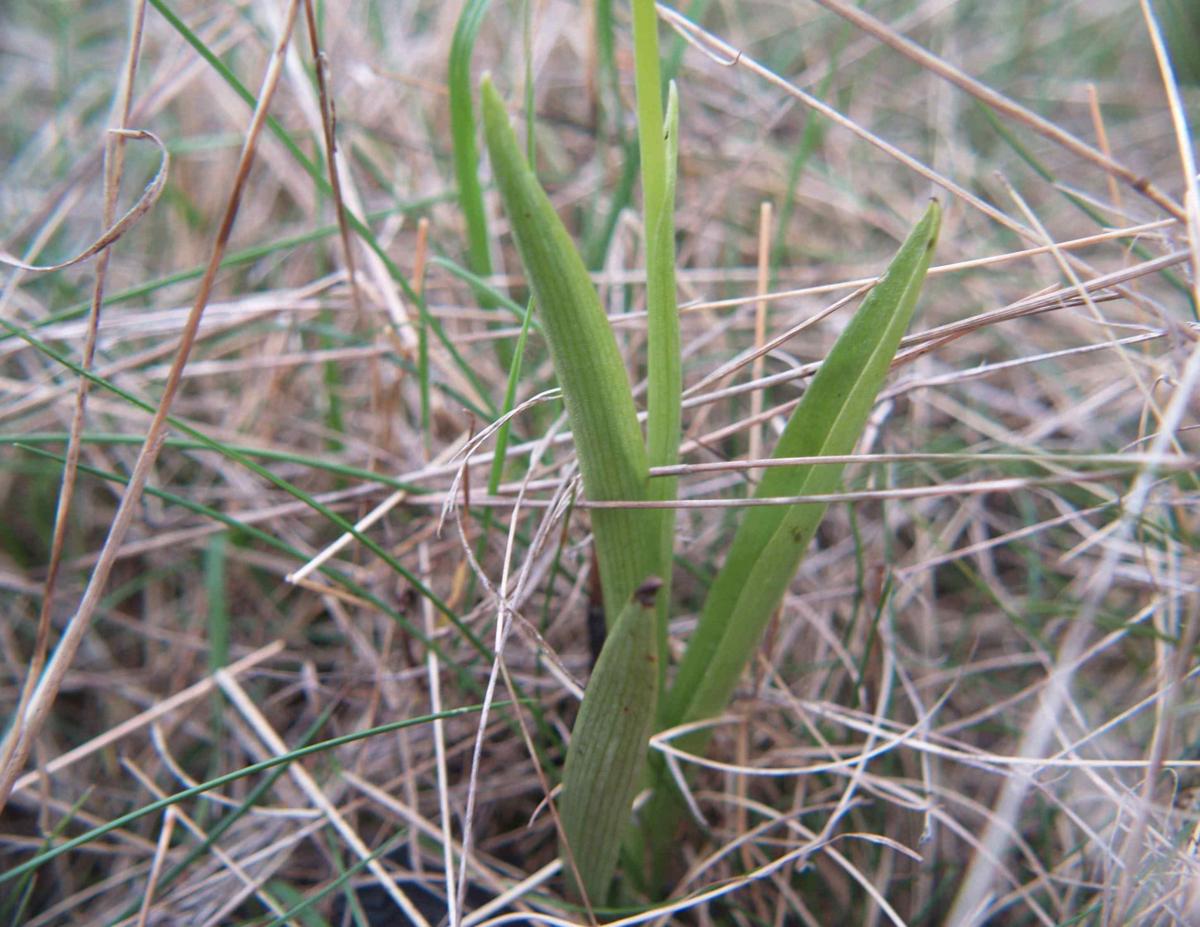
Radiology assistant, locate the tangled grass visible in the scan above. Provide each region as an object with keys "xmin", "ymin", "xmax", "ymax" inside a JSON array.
[{"xmin": 1, "ymin": 1, "xmax": 1198, "ymax": 924}]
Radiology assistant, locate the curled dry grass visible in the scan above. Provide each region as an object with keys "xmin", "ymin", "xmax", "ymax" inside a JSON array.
[{"xmin": 1, "ymin": 1, "xmax": 1198, "ymax": 924}]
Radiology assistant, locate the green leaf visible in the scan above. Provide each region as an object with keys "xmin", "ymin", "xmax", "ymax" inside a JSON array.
[
  {"xmin": 663, "ymin": 200, "xmax": 942, "ymax": 742},
  {"xmin": 559, "ymin": 578, "xmax": 662, "ymax": 904},
  {"xmin": 480, "ymin": 76, "xmax": 656, "ymax": 625},
  {"xmin": 645, "ymin": 82, "xmax": 682, "ymax": 698},
  {"xmin": 645, "ymin": 81, "xmax": 681, "ymax": 467},
  {"xmin": 449, "ymin": 0, "xmax": 494, "ymax": 281}
]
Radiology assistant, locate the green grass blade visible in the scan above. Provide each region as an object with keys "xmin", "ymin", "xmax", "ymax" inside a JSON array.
[
  {"xmin": 264, "ymin": 881, "xmax": 334, "ymax": 927},
  {"xmin": 583, "ymin": 139, "xmax": 640, "ymax": 269},
  {"xmin": 480, "ymin": 76, "xmax": 656, "ymax": 624},
  {"xmin": 633, "ymin": 0, "xmax": 682, "ymax": 695},
  {"xmin": 5, "ymin": 433, "xmax": 432, "ymax": 493},
  {"xmin": 260, "ymin": 833, "xmax": 407, "ymax": 927},
  {"xmin": 663, "ymin": 200, "xmax": 942, "ymax": 738},
  {"xmin": 465, "ymin": 296, "xmax": 537, "ymax": 613},
  {"xmin": 429, "ymin": 255, "xmax": 534, "ymax": 323},
  {"xmin": 449, "ymin": 0, "xmax": 494, "ymax": 281},
  {"xmin": 632, "ymin": 0, "xmax": 667, "ymax": 212},
  {"xmin": 148, "ymin": 0, "xmax": 498, "ymax": 412},
  {"xmin": 0, "ymin": 197, "xmax": 449, "ymax": 344},
  {"xmin": 0, "ymin": 702, "xmax": 509, "ymax": 885},
  {"xmin": 0, "ymin": 319, "xmax": 488, "ymax": 662},
  {"xmin": 645, "ymin": 83, "xmax": 681, "ymax": 696},
  {"xmin": 559, "ymin": 578, "xmax": 662, "ymax": 904},
  {"xmin": 486, "ymin": 298, "xmax": 535, "ymax": 498},
  {"xmin": 14, "ymin": 444, "xmax": 487, "ymax": 696},
  {"xmin": 771, "ymin": 50, "xmax": 839, "ymax": 270},
  {"xmin": 204, "ymin": 533, "xmax": 230, "ymax": 673},
  {"xmin": 1, "ymin": 790, "xmax": 90, "ymax": 925},
  {"xmin": 975, "ymin": 102, "xmax": 1195, "ymax": 315},
  {"xmin": 101, "ymin": 705, "xmax": 337, "ymax": 927},
  {"xmin": 1161, "ymin": 0, "xmax": 1200, "ymax": 85},
  {"xmin": 594, "ymin": 0, "xmax": 621, "ymax": 121}
]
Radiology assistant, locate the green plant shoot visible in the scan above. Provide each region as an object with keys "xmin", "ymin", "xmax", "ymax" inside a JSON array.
[
  {"xmin": 480, "ymin": 76, "xmax": 657, "ymax": 626},
  {"xmin": 481, "ymin": 60, "xmax": 940, "ymax": 904},
  {"xmin": 558, "ymin": 577, "xmax": 662, "ymax": 904},
  {"xmin": 632, "ymin": 0, "xmax": 682, "ymax": 494},
  {"xmin": 449, "ymin": 0, "xmax": 494, "ymax": 282},
  {"xmin": 662, "ymin": 200, "xmax": 942, "ymax": 749}
]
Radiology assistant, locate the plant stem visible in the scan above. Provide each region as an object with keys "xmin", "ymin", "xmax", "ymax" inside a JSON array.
[{"xmin": 633, "ymin": 0, "xmax": 682, "ymax": 700}]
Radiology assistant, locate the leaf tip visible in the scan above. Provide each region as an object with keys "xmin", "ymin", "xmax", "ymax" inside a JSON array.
[
  {"xmin": 479, "ymin": 74, "xmax": 510, "ymax": 158},
  {"xmin": 477, "ymin": 71, "xmax": 496, "ymax": 105},
  {"xmin": 921, "ymin": 198, "xmax": 942, "ymax": 249}
]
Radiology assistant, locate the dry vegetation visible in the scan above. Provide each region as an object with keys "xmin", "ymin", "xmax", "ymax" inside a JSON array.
[{"xmin": 1, "ymin": 1, "xmax": 1198, "ymax": 925}]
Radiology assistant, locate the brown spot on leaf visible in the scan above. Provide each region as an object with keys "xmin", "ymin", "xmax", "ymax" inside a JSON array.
[{"xmin": 634, "ymin": 576, "xmax": 663, "ymax": 607}]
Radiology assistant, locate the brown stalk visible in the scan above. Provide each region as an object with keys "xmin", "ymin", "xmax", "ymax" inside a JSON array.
[
  {"xmin": 1108, "ymin": 3, "xmax": 1200, "ymax": 921},
  {"xmin": 121, "ymin": 758, "xmax": 293, "ymax": 918},
  {"xmin": 808, "ymin": 0, "xmax": 1186, "ymax": 223},
  {"xmin": 749, "ymin": 201, "xmax": 772, "ymax": 468},
  {"xmin": 302, "ymin": 0, "xmax": 363, "ymax": 319},
  {"xmin": 0, "ymin": 130, "xmax": 167, "ymax": 275},
  {"xmin": 0, "ymin": 0, "xmax": 152, "ymax": 815},
  {"xmin": 0, "ymin": 0, "xmax": 305, "ymax": 813},
  {"xmin": 1086, "ymin": 84, "xmax": 1124, "ymax": 218},
  {"xmin": 134, "ymin": 806, "xmax": 177, "ymax": 927}
]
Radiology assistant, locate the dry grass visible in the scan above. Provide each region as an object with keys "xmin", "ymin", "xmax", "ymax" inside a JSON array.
[{"xmin": 1, "ymin": 1, "xmax": 1198, "ymax": 925}]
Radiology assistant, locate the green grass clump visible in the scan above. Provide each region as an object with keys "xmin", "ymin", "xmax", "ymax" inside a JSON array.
[{"xmin": 482, "ymin": 66, "xmax": 939, "ymax": 901}]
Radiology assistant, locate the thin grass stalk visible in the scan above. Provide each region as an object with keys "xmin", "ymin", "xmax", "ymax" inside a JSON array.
[
  {"xmin": 18, "ymin": 196, "xmax": 451, "ymax": 332},
  {"xmin": 810, "ymin": 0, "xmax": 1185, "ymax": 222},
  {"xmin": 5, "ymin": 790, "xmax": 90, "ymax": 924},
  {"xmin": 0, "ymin": 703, "xmax": 500, "ymax": 886},
  {"xmin": 465, "ymin": 298, "xmax": 535, "ymax": 610},
  {"xmin": 151, "ymin": 0, "xmax": 503, "ymax": 409},
  {"xmin": 594, "ymin": 0, "xmax": 621, "ymax": 122},
  {"xmin": 431, "ymin": 255, "xmax": 532, "ymax": 321},
  {"xmin": 0, "ymin": 320, "xmax": 490, "ymax": 664},
  {"xmin": 15, "ymin": 446, "xmax": 486, "ymax": 698},
  {"xmin": 632, "ymin": 0, "xmax": 682, "ymax": 693},
  {"xmin": 771, "ymin": 57, "xmax": 837, "ymax": 269},
  {"xmin": 260, "ymin": 833, "xmax": 408, "ymax": 927},
  {"xmin": 4, "ymin": 0, "xmax": 151, "ymax": 825},
  {"xmin": 0, "ymin": 0, "xmax": 304, "ymax": 818},
  {"xmin": 486, "ymin": 300, "xmax": 534, "ymax": 499},
  {"xmin": 976, "ymin": 102, "xmax": 1195, "ymax": 310},
  {"xmin": 583, "ymin": 0, "xmax": 640, "ymax": 269},
  {"xmin": 449, "ymin": 0, "xmax": 494, "ymax": 282},
  {"xmin": 663, "ymin": 0, "xmax": 712, "ymax": 82},
  {"xmin": 416, "ymin": 219, "xmax": 433, "ymax": 448},
  {"xmin": 100, "ymin": 705, "xmax": 338, "ymax": 927}
]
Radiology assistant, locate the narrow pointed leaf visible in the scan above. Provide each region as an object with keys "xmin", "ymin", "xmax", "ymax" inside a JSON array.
[
  {"xmin": 664, "ymin": 201, "xmax": 942, "ymax": 740},
  {"xmin": 559, "ymin": 578, "xmax": 662, "ymax": 903},
  {"xmin": 449, "ymin": 0, "xmax": 494, "ymax": 280},
  {"xmin": 480, "ymin": 76, "xmax": 656, "ymax": 623},
  {"xmin": 646, "ymin": 82, "xmax": 681, "ymax": 696}
]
